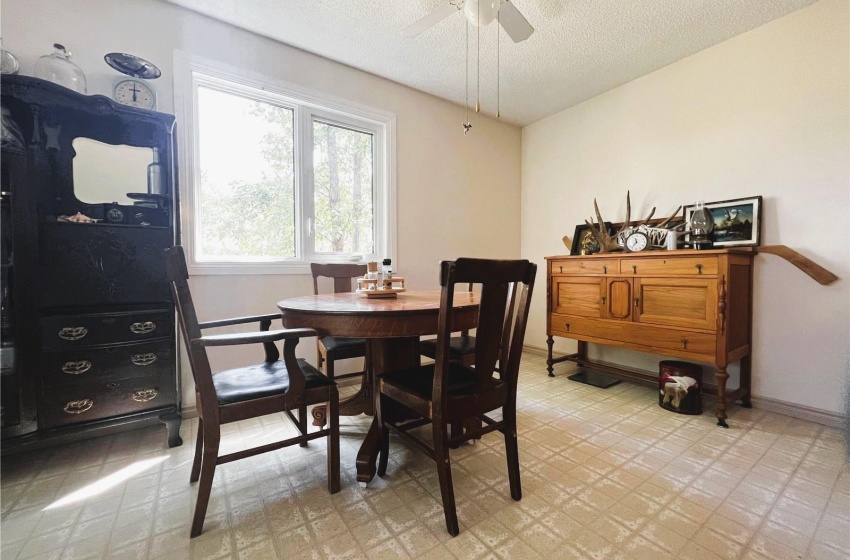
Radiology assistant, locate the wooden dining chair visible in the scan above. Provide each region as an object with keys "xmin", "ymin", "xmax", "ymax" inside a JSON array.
[
  {"xmin": 310, "ymin": 263, "xmax": 370, "ymax": 383},
  {"xmin": 165, "ymin": 247, "xmax": 340, "ymax": 538},
  {"xmin": 376, "ymin": 258, "xmax": 537, "ymax": 536},
  {"xmin": 419, "ymin": 283, "xmax": 476, "ymax": 366}
]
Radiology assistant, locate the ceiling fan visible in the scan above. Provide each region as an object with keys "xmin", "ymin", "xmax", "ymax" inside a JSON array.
[{"xmin": 403, "ymin": 0, "xmax": 534, "ymax": 43}]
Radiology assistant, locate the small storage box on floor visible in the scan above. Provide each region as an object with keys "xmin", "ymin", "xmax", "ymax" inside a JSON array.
[{"xmin": 658, "ymin": 360, "xmax": 703, "ymax": 415}]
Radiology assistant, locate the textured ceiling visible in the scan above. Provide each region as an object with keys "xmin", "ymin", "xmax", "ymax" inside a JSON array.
[{"xmin": 162, "ymin": 0, "xmax": 817, "ymax": 126}]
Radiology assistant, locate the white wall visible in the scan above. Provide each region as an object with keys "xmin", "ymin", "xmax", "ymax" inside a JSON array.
[
  {"xmin": 522, "ymin": 0, "xmax": 849, "ymax": 414},
  {"xmin": 2, "ymin": 0, "xmax": 522, "ymax": 408}
]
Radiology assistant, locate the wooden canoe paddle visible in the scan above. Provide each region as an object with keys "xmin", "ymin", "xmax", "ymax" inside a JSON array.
[{"xmin": 756, "ymin": 245, "xmax": 838, "ymax": 285}]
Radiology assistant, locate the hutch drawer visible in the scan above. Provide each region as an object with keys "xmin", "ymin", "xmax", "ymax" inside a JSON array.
[
  {"xmin": 548, "ymin": 314, "xmax": 716, "ymax": 359},
  {"xmin": 40, "ymin": 341, "xmax": 173, "ymax": 387},
  {"xmin": 619, "ymin": 256, "xmax": 718, "ymax": 276},
  {"xmin": 40, "ymin": 374, "xmax": 174, "ymax": 429},
  {"xmin": 550, "ymin": 258, "xmax": 616, "ymax": 275},
  {"xmin": 41, "ymin": 309, "xmax": 172, "ymax": 351}
]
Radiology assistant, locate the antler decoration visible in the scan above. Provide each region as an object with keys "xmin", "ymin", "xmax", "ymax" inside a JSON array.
[{"xmin": 585, "ymin": 191, "xmax": 683, "ymax": 253}]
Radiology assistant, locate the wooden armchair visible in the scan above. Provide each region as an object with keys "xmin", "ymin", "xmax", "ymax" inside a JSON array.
[
  {"xmin": 164, "ymin": 247, "xmax": 340, "ymax": 538},
  {"xmin": 376, "ymin": 258, "xmax": 536, "ymax": 536}
]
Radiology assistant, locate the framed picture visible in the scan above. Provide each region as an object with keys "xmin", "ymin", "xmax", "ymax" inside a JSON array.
[
  {"xmin": 571, "ymin": 222, "xmax": 612, "ymax": 255},
  {"xmin": 682, "ymin": 196, "xmax": 762, "ymax": 247}
]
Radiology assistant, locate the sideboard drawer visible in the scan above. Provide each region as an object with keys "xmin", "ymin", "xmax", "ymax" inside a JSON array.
[
  {"xmin": 42, "ymin": 309, "xmax": 172, "ymax": 350},
  {"xmin": 620, "ymin": 257, "xmax": 718, "ymax": 276},
  {"xmin": 40, "ymin": 375, "xmax": 175, "ymax": 429},
  {"xmin": 551, "ymin": 259, "xmax": 617, "ymax": 275},
  {"xmin": 41, "ymin": 341, "xmax": 173, "ymax": 387},
  {"xmin": 549, "ymin": 315, "xmax": 716, "ymax": 359}
]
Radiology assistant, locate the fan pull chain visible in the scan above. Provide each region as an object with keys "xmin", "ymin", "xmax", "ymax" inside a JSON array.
[
  {"xmin": 497, "ymin": 8, "xmax": 500, "ymax": 118},
  {"xmin": 476, "ymin": 11, "xmax": 480, "ymax": 113},
  {"xmin": 463, "ymin": 20, "xmax": 472, "ymax": 135}
]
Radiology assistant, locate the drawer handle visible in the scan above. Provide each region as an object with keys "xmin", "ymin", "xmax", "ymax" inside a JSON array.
[
  {"xmin": 130, "ymin": 322, "xmax": 156, "ymax": 335},
  {"xmin": 132, "ymin": 389, "xmax": 158, "ymax": 403},
  {"xmin": 131, "ymin": 353, "xmax": 157, "ymax": 366},
  {"xmin": 696, "ymin": 264, "xmax": 703, "ymax": 274},
  {"xmin": 634, "ymin": 297, "xmax": 640, "ymax": 308},
  {"xmin": 58, "ymin": 327, "xmax": 88, "ymax": 341},
  {"xmin": 600, "ymin": 296, "xmax": 606, "ymax": 305},
  {"xmin": 632, "ymin": 265, "xmax": 637, "ymax": 274},
  {"xmin": 681, "ymin": 338, "xmax": 688, "ymax": 349},
  {"xmin": 564, "ymin": 323, "xmax": 570, "ymax": 332},
  {"xmin": 559, "ymin": 265, "xmax": 563, "ymax": 273},
  {"xmin": 64, "ymin": 399, "xmax": 93, "ymax": 414},
  {"xmin": 603, "ymin": 265, "xmax": 608, "ymax": 274},
  {"xmin": 62, "ymin": 360, "xmax": 92, "ymax": 375}
]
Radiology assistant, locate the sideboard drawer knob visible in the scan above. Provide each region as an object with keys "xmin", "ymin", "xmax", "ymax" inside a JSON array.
[
  {"xmin": 632, "ymin": 265, "xmax": 638, "ymax": 274},
  {"xmin": 130, "ymin": 322, "xmax": 156, "ymax": 335},
  {"xmin": 603, "ymin": 265, "xmax": 608, "ymax": 274},
  {"xmin": 131, "ymin": 353, "xmax": 157, "ymax": 366},
  {"xmin": 62, "ymin": 360, "xmax": 91, "ymax": 375},
  {"xmin": 681, "ymin": 338, "xmax": 688, "ymax": 349},
  {"xmin": 564, "ymin": 323, "xmax": 570, "ymax": 332},
  {"xmin": 58, "ymin": 327, "xmax": 88, "ymax": 341},
  {"xmin": 696, "ymin": 264, "xmax": 703, "ymax": 274},
  {"xmin": 64, "ymin": 399, "xmax": 93, "ymax": 414},
  {"xmin": 132, "ymin": 389, "xmax": 158, "ymax": 403}
]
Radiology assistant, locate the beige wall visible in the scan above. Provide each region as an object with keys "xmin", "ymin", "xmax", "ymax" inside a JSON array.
[
  {"xmin": 522, "ymin": 0, "xmax": 850, "ymax": 414},
  {"xmin": 1, "ymin": 0, "xmax": 523, "ymax": 408}
]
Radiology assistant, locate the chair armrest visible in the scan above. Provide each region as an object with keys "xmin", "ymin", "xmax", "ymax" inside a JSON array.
[
  {"xmin": 198, "ymin": 313, "xmax": 282, "ymax": 330},
  {"xmin": 196, "ymin": 327, "xmax": 317, "ymax": 347}
]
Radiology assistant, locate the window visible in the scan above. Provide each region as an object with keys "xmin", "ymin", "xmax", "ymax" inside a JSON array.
[{"xmin": 176, "ymin": 57, "xmax": 396, "ymax": 274}]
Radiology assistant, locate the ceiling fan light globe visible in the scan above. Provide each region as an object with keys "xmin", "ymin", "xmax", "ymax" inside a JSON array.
[{"xmin": 464, "ymin": 0, "xmax": 500, "ymax": 27}]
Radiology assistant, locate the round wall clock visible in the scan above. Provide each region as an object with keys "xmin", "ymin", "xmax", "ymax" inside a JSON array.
[
  {"xmin": 625, "ymin": 230, "xmax": 649, "ymax": 252},
  {"xmin": 113, "ymin": 79, "xmax": 156, "ymax": 110}
]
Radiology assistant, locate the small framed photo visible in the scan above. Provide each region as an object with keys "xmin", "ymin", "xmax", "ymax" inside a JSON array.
[
  {"xmin": 571, "ymin": 222, "xmax": 612, "ymax": 255},
  {"xmin": 682, "ymin": 196, "xmax": 762, "ymax": 247}
]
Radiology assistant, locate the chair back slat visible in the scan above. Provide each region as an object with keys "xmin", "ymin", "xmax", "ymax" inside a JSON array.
[
  {"xmin": 164, "ymin": 247, "xmax": 216, "ymax": 402},
  {"xmin": 434, "ymin": 258, "xmax": 537, "ymax": 402},
  {"xmin": 311, "ymin": 263, "xmax": 368, "ymax": 295}
]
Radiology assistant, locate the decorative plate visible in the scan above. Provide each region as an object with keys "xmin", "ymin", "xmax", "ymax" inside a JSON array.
[{"xmin": 104, "ymin": 52, "xmax": 161, "ymax": 79}]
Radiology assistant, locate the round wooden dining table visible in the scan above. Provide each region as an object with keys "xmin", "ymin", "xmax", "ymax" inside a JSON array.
[{"xmin": 277, "ymin": 290, "xmax": 478, "ymax": 485}]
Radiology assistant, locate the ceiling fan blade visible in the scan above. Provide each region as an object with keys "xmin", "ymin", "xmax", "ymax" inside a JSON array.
[
  {"xmin": 499, "ymin": 1, "xmax": 534, "ymax": 43},
  {"xmin": 403, "ymin": 3, "xmax": 462, "ymax": 38}
]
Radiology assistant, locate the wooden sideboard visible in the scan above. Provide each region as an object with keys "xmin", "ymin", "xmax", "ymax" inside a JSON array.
[
  {"xmin": 545, "ymin": 249, "xmax": 755, "ymax": 427},
  {"xmin": 1, "ymin": 76, "xmax": 182, "ymax": 452}
]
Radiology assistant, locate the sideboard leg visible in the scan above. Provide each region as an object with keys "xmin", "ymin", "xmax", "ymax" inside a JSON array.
[
  {"xmin": 160, "ymin": 411, "xmax": 183, "ymax": 447},
  {"xmin": 715, "ymin": 367, "xmax": 729, "ymax": 428},
  {"xmin": 546, "ymin": 336, "xmax": 555, "ymax": 377}
]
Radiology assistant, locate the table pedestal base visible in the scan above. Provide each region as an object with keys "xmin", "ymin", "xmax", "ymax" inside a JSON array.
[{"xmin": 355, "ymin": 337, "xmax": 420, "ymax": 485}]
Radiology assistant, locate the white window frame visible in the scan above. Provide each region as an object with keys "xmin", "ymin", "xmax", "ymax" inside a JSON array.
[{"xmin": 173, "ymin": 51, "xmax": 397, "ymax": 275}]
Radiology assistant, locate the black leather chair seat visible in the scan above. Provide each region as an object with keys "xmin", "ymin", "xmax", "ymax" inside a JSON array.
[
  {"xmin": 420, "ymin": 335, "xmax": 476, "ymax": 359},
  {"xmin": 320, "ymin": 336, "xmax": 367, "ymax": 352},
  {"xmin": 381, "ymin": 362, "xmax": 501, "ymax": 400},
  {"xmin": 213, "ymin": 358, "xmax": 332, "ymax": 405}
]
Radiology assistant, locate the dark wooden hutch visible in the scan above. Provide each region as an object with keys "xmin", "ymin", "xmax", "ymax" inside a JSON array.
[{"xmin": 1, "ymin": 75, "xmax": 182, "ymax": 451}]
